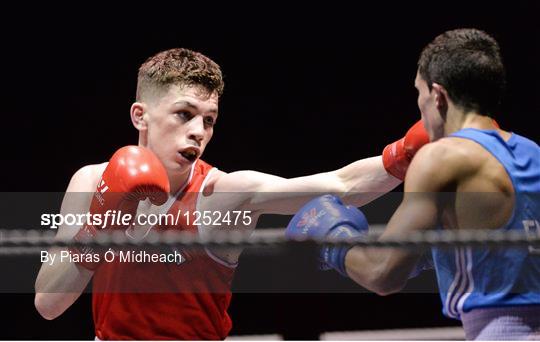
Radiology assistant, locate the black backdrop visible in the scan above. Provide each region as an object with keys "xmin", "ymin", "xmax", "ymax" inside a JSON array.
[{"xmin": 1, "ymin": 1, "xmax": 538, "ymax": 339}]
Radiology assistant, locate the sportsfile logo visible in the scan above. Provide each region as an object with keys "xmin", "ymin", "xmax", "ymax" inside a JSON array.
[
  {"xmin": 95, "ymin": 179, "xmax": 109, "ymax": 206},
  {"xmin": 297, "ymin": 208, "xmax": 326, "ymax": 233}
]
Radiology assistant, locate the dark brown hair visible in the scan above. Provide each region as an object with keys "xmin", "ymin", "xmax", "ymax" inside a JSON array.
[{"xmin": 418, "ymin": 28, "xmax": 506, "ymax": 117}]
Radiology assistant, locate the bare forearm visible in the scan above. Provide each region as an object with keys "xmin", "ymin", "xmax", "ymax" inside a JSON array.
[
  {"xmin": 337, "ymin": 156, "xmax": 401, "ymax": 207},
  {"xmin": 345, "ymin": 244, "xmax": 419, "ymax": 296},
  {"xmin": 344, "ymin": 246, "xmax": 392, "ymax": 294},
  {"xmin": 220, "ymin": 156, "xmax": 400, "ymax": 215},
  {"xmin": 34, "ymin": 248, "xmax": 92, "ymax": 319}
]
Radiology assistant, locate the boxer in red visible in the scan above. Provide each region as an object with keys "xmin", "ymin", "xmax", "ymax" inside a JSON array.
[{"xmin": 34, "ymin": 48, "xmax": 429, "ymax": 340}]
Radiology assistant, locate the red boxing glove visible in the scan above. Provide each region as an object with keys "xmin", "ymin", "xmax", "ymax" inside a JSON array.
[
  {"xmin": 71, "ymin": 146, "xmax": 170, "ymax": 270},
  {"xmin": 382, "ymin": 120, "xmax": 430, "ymax": 180}
]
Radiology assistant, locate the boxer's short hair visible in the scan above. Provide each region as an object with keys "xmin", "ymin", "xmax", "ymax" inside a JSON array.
[
  {"xmin": 418, "ymin": 28, "xmax": 506, "ymax": 117},
  {"xmin": 136, "ymin": 48, "xmax": 224, "ymax": 102}
]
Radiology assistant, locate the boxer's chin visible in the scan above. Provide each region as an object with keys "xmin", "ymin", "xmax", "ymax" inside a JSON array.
[{"xmin": 173, "ymin": 153, "xmax": 196, "ymax": 170}]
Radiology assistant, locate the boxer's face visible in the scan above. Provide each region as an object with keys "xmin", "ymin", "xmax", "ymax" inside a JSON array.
[
  {"xmin": 415, "ymin": 72, "xmax": 444, "ymax": 141},
  {"xmin": 142, "ymin": 84, "xmax": 218, "ymax": 175}
]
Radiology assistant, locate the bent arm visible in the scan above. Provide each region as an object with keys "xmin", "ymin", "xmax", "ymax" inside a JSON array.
[
  {"xmin": 34, "ymin": 164, "xmax": 104, "ymax": 319},
  {"xmin": 344, "ymin": 144, "xmax": 457, "ymax": 295}
]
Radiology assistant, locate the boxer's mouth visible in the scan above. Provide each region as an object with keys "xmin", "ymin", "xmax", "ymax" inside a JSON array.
[{"xmin": 179, "ymin": 148, "xmax": 199, "ymax": 162}]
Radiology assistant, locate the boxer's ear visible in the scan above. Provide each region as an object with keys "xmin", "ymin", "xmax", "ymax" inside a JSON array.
[
  {"xmin": 431, "ymin": 83, "xmax": 448, "ymax": 112},
  {"xmin": 131, "ymin": 102, "xmax": 148, "ymax": 131}
]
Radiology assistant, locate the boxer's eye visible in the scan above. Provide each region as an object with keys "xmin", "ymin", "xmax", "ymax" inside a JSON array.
[
  {"xmin": 176, "ymin": 111, "xmax": 193, "ymax": 121},
  {"xmin": 204, "ymin": 116, "xmax": 215, "ymax": 127}
]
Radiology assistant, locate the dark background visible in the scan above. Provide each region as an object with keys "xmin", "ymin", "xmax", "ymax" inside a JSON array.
[{"xmin": 1, "ymin": 1, "xmax": 538, "ymax": 339}]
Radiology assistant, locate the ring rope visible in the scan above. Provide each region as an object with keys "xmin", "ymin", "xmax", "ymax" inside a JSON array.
[{"xmin": 0, "ymin": 228, "xmax": 539, "ymax": 254}]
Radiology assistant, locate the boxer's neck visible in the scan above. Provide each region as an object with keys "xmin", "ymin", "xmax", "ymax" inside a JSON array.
[
  {"xmin": 168, "ymin": 166, "xmax": 193, "ymax": 194},
  {"xmin": 445, "ymin": 109, "xmax": 491, "ymax": 135}
]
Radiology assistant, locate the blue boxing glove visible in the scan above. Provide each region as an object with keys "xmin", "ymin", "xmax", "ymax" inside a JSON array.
[{"xmin": 285, "ymin": 195, "xmax": 369, "ymax": 276}]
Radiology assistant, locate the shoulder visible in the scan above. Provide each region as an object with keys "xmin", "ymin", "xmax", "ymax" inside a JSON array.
[
  {"xmin": 67, "ymin": 163, "xmax": 108, "ymax": 192},
  {"xmin": 405, "ymin": 138, "xmax": 480, "ymax": 191},
  {"xmin": 413, "ymin": 138, "xmax": 481, "ymax": 168},
  {"xmin": 205, "ymin": 169, "xmax": 275, "ymax": 193},
  {"xmin": 201, "ymin": 169, "xmax": 226, "ymax": 196}
]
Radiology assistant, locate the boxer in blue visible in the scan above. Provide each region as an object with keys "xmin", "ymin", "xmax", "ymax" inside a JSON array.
[{"xmin": 287, "ymin": 29, "xmax": 540, "ymax": 340}]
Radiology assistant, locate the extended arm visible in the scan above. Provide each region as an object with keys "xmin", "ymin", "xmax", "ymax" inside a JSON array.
[
  {"xmin": 208, "ymin": 121, "xmax": 429, "ymax": 215},
  {"xmin": 215, "ymin": 156, "xmax": 399, "ymax": 215}
]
